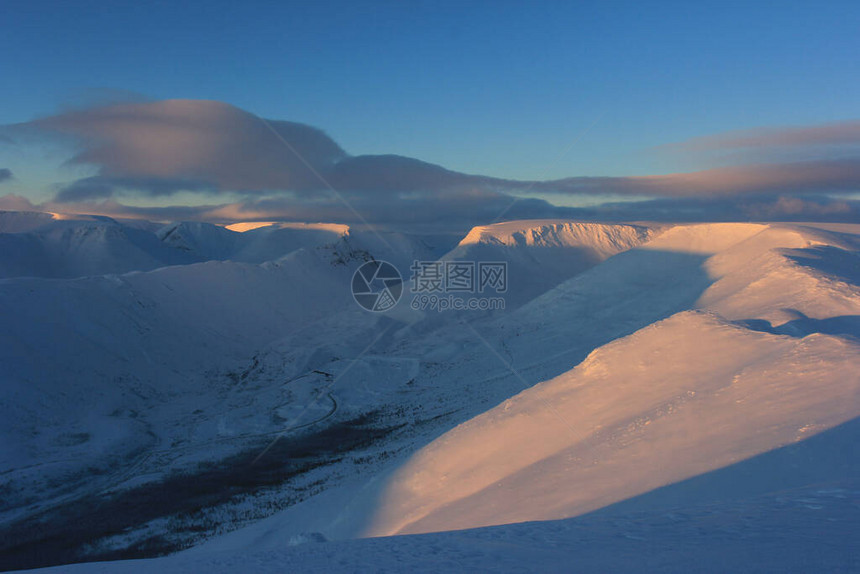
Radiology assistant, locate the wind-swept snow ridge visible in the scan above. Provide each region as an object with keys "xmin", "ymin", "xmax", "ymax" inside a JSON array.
[
  {"xmin": 446, "ymin": 220, "xmax": 655, "ymax": 305},
  {"xmin": 361, "ymin": 222, "xmax": 860, "ymax": 536},
  {"xmin": 367, "ymin": 311, "xmax": 860, "ymax": 535},
  {"xmin": 454, "ymin": 220, "xmax": 654, "ymax": 251}
]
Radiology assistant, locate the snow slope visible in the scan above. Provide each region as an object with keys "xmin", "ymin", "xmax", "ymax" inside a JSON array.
[
  {"xmin": 183, "ymin": 222, "xmax": 859, "ymax": 549},
  {"xmin": 2, "ymin": 218, "xmax": 859, "ymax": 572},
  {"xmin": 0, "ymin": 212, "xmax": 359, "ymax": 279},
  {"xmin": 0, "ymin": 211, "xmax": 59, "ymax": 233},
  {"xmin": 443, "ymin": 220, "xmax": 655, "ymax": 306},
  {"xmin": 367, "ymin": 311, "xmax": 860, "ymax": 535},
  {"xmin": 23, "ymin": 417, "xmax": 860, "ymax": 573},
  {"xmin": 0, "ymin": 216, "xmax": 195, "ymax": 278},
  {"xmin": 364, "ymin": 223, "xmax": 860, "ymax": 536},
  {"xmin": 0, "ymin": 211, "xmax": 460, "ymax": 550},
  {"xmin": 0, "ymin": 238, "xmax": 374, "ymax": 523}
]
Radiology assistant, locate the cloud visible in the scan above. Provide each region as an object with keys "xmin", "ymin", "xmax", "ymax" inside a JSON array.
[
  {"xmin": 667, "ymin": 120, "xmax": 860, "ymax": 152},
  {"xmin": 55, "ymin": 175, "xmax": 217, "ymax": 202},
  {"xmin": 0, "ymin": 193, "xmax": 36, "ymax": 211},
  {"xmin": 14, "ymin": 99, "xmax": 347, "ymax": 193},
  {"xmin": 25, "ymin": 189, "xmax": 570, "ymax": 230},
  {"xmin": 7, "ymin": 99, "xmax": 514, "ymax": 205},
  {"xmin": 5, "ymin": 100, "xmax": 860, "ymax": 224},
  {"xmin": 739, "ymin": 196, "xmax": 855, "ymax": 219},
  {"xmin": 11, "ymin": 192, "xmax": 856, "ymax": 228},
  {"xmin": 327, "ymin": 155, "xmax": 499, "ymax": 192},
  {"xmin": 656, "ymin": 119, "xmax": 860, "ymax": 172},
  {"xmin": 587, "ymin": 194, "xmax": 860, "ymax": 222},
  {"xmin": 0, "ymin": 168, "xmax": 13, "ymax": 183},
  {"xmin": 538, "ymin": 158, "xmax": 860, "ymax": 197},
  {"xmin": 543, "ymin": 120, "xmax": 860, "ymax": 199}
]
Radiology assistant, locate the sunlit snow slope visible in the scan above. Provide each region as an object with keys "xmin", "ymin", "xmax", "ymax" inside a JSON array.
[{"xmin": 364, "ymin": 222, "xmax": 860, "ymax": 535}]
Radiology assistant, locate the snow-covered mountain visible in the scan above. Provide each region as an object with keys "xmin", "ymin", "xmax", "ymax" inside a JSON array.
[
  {"xmin": 0, "ymin": 212, "xmax": 368, "ymax": 279},
  {"xmin": 0, "ymin": 213, "xmax": 190, "ymax": 279},
  {"xmin": 0, "ymin": 215, "xmax": 858, "ymax": 572},
  {"xmin": 442, "ymin": 220, "xmax": 655, "ymax": 306}
]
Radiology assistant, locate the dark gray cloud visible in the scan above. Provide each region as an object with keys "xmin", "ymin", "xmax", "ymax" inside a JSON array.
[
  {"xmin": 327, "ymin": 155, "xmax": 507, "ymax": 192},
  {"xmin": 9, "ymin": 191, "xmax": 853, "ymax": 228},
  {"xmin": 0, "ymin": 168, "xmax": 13, "ymax": 183},
  {"xmin": 583, "ymin": 194, "xmax": 860, "ymax": 223},
  {"xmin": 55, "ymin": 176, "xmax": 217, "ymax": 202},
  {"xmin": 5, "ymin": 188, "xmax": 857, "ymax": 228},
  {"xmin": 239, "ymin": 188, "xmax": 564, "ymax": 228}
]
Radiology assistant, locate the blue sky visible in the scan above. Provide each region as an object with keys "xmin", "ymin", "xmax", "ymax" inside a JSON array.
[{"xmin": 2, "ymin": 1, "xmax": 860, "ymax": 224}]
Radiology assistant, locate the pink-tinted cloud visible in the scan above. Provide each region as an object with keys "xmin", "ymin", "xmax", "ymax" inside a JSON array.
[
  {"xmin": 668, "ymin": 120, "xmax": 860, "ymax": 151},
  {"xmin": 0, "ymin": 193, "xmax": 36, "ymax": 211},
  {"xmin": 18, "ymin": 99, "xmax": 347, "ymax": 193},
  {"xmin": 540, "ymin": 158, "xmax": 860, "ymax": 197}
]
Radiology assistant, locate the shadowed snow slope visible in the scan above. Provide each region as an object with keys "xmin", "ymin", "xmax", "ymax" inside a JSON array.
[
  {"xmin": 0, "ymin": 241, "xmax": 367, "ymax": 519},
  {"xmin": 0, "ymin": 212, "xmax": 354, "ymax": 278},
  {"xmin": 443, "ymin": 220, "xmax": 655, "ymax": 305},
  {"xmin": 0, "ymin": 215, "xmax": 193, "ymax": 278}
]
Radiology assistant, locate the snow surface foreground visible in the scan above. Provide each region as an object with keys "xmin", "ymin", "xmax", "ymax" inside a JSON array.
[
  {"xmin": 2, "ymin": 217, "xmax": 859, "ymax": 572},
  {"xmin": 22, "ymin": 478, "xmax": 860, "ymax": 573}
]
